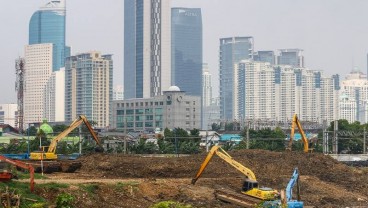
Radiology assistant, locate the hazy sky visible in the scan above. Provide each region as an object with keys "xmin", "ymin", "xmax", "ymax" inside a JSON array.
[{"xmin": 1, "ymin": 0, "xmax": 368, "ymax": 104}]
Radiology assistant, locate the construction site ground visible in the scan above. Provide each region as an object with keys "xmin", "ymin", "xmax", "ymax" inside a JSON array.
[{"xmin": 31, "ymin": 149, "xmax": 368, "ymax": 208}]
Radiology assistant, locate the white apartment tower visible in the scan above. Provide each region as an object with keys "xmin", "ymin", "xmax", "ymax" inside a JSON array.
[
  {"xmin": 274, "ymin": 66, "xmax": 296, "ymax": 122},
  {"xmin": 24, "ymin": 43, "xmax": 53, "ymax": 127},
  {"xmin": 124, "ymin": 0, "xmax": 171, "ymax": 99},
  {"xmin": 65, "ymin": 52, "xmax": 113, "ymax": 128},
  {"xmin": 44, "ymin": 68, "xmax": 65, "ymax": 122},
  {"xmin": 235, "ymin": 60, "xmax": 275, "ymax": 121},
  {"xmin": 202, "ymin": 63, "xmax": 212, "ymax": 107},
  {"xmin": 340, "ymin": 70, "xmax": 368, "ymax": 123}
]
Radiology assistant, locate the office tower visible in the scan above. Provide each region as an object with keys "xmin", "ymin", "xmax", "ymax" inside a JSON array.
[
  {"xmin": 24, "ymin": 44, "xmax": 54, "ymax": 126},
  {"xmin": 44, "ymin": 69, "xmax": 65, "ymax": 122},
  {"xmin": 254, "ymin": 51, "xmax": 275, "ymax": 65},
  {"xmin": 234, "ymin": 60, "xmax": 275, "ymax": 120},
  {"xmin": 65, "ymin": 52, "xmax": 113, "ymax": 128},
  {"xmin": 171, "ymin": 7, "xmax": 202, "ymax": 96},
  {"xmin": 277, "ymin": 49, "xmax": 304, "ymax": 67},
  {"xmin": 124, "ymin": 0, "xmax": 171, "ymax": 99},
  {"xmin": 219, "ymin": 37, "xmax": 253, "ymax": 120},
  {"xmin": 112, "ymin": 87, "xmax": 201, "ymax": 132},
  {"xmin": 202, "ymin": 64, "xmax": 212, "ymax": 107},
  {"xmin": 0, "ymin": 104, "xmax": 18, "ymax": 127},
  {"xmin": 29, "ymin": 0, "xmax": 68, "ymax": 71}
]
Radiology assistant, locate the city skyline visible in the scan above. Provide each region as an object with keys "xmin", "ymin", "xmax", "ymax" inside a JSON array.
[{"xmin": 2, "ymin": 0, "xmax": 368, "ymax": 103}]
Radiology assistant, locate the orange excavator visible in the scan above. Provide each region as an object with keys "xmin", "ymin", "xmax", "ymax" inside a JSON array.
[
  {"xmin": 30, "ymin": 115, "xmax": 103, "ymax": 160},
  {"xmin": 286, "ymin": 114, "xmax": 311, "ymax": 153},
  {"xmin": 0, "ymin": 155, "xmax": 34, "ymax": 192}
]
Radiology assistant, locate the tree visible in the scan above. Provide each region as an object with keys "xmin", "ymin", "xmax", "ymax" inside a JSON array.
[{"xmin": 211, "ymin": 123, "xmax": 220, "ymax": 131}]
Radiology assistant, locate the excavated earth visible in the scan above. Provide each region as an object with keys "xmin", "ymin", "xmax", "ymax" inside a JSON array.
[{"xmin": 36, "ymin": 150, "xmax": 368, "ymax": 208}]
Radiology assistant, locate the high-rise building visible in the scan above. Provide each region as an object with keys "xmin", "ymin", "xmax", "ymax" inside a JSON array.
[
  {"xmin": 65, "ymin": 52, "xmax": 113, "ymax": 128},
  {"xmin": 29, "ymin": 0, "xmax": 68, "ymax": 71},
  {"xmin": 202, "ymin": 63, "xmax": 212, "ymax": 129},
  {"xmin": 232, "ymin": 62, "xmax": 339, "ymax": 124},
  {"xmin": 234, "ymin": 60, "xmax": 275, "ymax": 121},
  {"xmin": 0, "ymin": 104, "xmax": 18, "ymax": 127},
  {"xmin": 124, "ymin": 0, "xmax": 171, "ymax": 99},
  {"xmin": 277, "ymin": 49, "xmax": 304, "ymax": 67},
  {"xmin": 340, "ymin": 70, "xmax": 368, "ymax": 123},
  {"xmin": 219, "ymin": 37, "xmax": 253, "ymax": 120},
  {"xmin": 254, "ymin": 51, "xmax": 275, "ymax": 65},
  {"xmin": 24, "ymin": 43, "xmax": 54, "ymax": 127},
  {"xmin": 44, "ymin": 68, "xmax": 65, "ymax": 122},
  {"xmin": 171, "ymin": 7, "xmax": 202, "ymax": 96},
  {"xmin": 202, "ymin": 64, "xmax": 212, "ymax": 107}
]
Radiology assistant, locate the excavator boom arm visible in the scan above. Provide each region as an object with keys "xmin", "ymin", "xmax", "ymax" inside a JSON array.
[
  {"xmin": 286, "ymin": 168, "xmax": 299, "ymax": 202},
  {"xmin": 192, "ymin": 146, "xmax": 256, "ymax": 184},
  {"xmin": 48, "ymin": 115, "xmax": 102, "ymax": 153},
  {"xmin": 0, "ymin": 155, "xmax": 34, "ymax": 192},
  {"xmin": 287, "ymin": 114, "xmax": 309, "ymax": 153}
]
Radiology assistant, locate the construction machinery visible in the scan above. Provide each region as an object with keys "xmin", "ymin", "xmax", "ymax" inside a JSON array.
[
  {"xmin": 192, "ymin": 146, "xmax": 279, "ymax": 207},
  {"xmin": 286, "ymin": 114, "xmax": 311, "ymax": 153},
  {"xmin": 0, "ymin": 155, "xmax": 34, "ymax": 192},
  {"xmin": 263, "ymin": 168, "xmax": 304, "ymax": 208},
  {"xmin": 30, "ymin": 115, "xmax": 103, "ymax": 160}
]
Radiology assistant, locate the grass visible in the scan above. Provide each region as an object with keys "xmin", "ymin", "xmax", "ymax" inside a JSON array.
[
  {"xmin": 16, "ymin": 171, "xmax": 48, "ymax": 180},
  {"xmin": 79, "ymin": 183, "xmax": 99, "ymax": 194},
  {"xmin": 37, "ymin": 182, "xmax": 69, "ymax": 190},
  {"xmin": 113, "ymin": 181, "xmax": 140, "ymax": 193},
  {"xmin": 0, "ymin": 181, "xmax": 46, "ymax": 208}
]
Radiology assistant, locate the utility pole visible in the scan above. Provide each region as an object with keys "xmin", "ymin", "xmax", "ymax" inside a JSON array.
[
  {"xmin": 124, "ymin": 118, "xmax": 127, "ymax": 154},
  {"xmin": 78, "ymin": 125, "xmax": 82, "ymax": 155},
  {"xmin": 333, "ymin": 120, "xmax": 338, "ymax": 154},
  {"xmin": 364, "ymin": 127, "xmax": 366, "ymax": 154},
  {"xmin": 246, "ymin": 121, "xmax": 250, "ymax": 149}
]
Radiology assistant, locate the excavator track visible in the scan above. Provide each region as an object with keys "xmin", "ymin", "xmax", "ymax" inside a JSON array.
[
  {"xmin": 23, "ymin": 161, "xmax": 82, "ymax": 173},
  {"xmin": 215, "ymin": 188, "xmax": 262, "ymax": 208}
]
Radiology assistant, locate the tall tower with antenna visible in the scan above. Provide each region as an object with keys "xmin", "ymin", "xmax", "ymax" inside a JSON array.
[{"xmin": 15, "ymin": 58, "xmax": 25, "ymax": 132}]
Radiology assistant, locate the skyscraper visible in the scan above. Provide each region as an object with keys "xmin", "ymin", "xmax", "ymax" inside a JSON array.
[
  {"xmin": 44, "ymin": 69, "xmax": 65, "ymax": 122},
  {"xmin": 171, "ymin": 7, "xmax": 202, "ymax": 96},
  {"xmin": 124, "ymin": 0, "xmax": 171, "ymax": 99},
  {"xmin": 254, "ymin": 51, "xmax": 275, "ymax": 65},
  {"xmin": 202, "ymin": 64, "xmax": 212, "ymax": 107},
  {"xmin": 277, "ymin": 49, "xmax": 304, "ymax": 67},
  {"xmin": 29, "ymin": 0, "xmax": 68, "ymax": 71},
  {"xmin": 24, "ymin": 44, "xmax": 54, "ymax": 126},
  {"xmin": 65, "ymin": 52, "xmax": 113, "ymax": 128},
  {"xmin": 219, "ymin": 37, "xmax": 253, "ymax": 120}
]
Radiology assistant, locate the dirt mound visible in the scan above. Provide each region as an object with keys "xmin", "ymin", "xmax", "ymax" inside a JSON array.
[{"xmin": 75, "ymin": 150, "xmax": 368, "ymax": 207}]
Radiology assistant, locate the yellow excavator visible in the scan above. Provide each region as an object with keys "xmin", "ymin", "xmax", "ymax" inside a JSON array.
[
  {"xmin": 30, "ymin": 115, "xmax": 103, "ymax": 160},
  {"xmin": 192, "ymin": 146, "xmax": 279, "ymax": 202},
  {"xmin": 286, "ymin": 114, "xmax": 311, "ymax": 153}
]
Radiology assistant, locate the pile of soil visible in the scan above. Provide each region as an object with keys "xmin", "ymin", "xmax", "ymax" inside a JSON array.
[{"xmin": 54, "ymin": 150, "xmax": 368, "ymax": 207}]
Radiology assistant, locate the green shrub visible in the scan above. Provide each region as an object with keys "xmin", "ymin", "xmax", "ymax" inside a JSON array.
[{"xmin": 56, "ymin": 193, "xmax": 74, "ymax": 208}]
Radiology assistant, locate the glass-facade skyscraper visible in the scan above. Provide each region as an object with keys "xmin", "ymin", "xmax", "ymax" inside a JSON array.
[
  {"xmin": 124, "ymin": 0, "xmax": 171, "ymax": 99},
  {"xmin": 219, "ymin": 37, "xmax": 253, "ymax": 120},
  {"xmin": 277, "ymin": 49, "xmax": 304, "ymax": 67},
  {"xmin": 171, "ymin": 8, "xmax": 203, "ymax": 97},
  {"xmin": 29, "ymin": 0, "xmax": 68, "ymax": 71}
]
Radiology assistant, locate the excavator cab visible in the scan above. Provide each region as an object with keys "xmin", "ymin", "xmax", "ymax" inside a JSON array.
[{"xmin": 242, "ymin": 179, "xmax": 258, "ymax": 192}]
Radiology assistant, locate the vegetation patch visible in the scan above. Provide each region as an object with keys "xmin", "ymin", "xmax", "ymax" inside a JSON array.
[
  {"xmin": 150, "ymin": 201, "xmax": 192, "ymax": 208},
  {"xmin": 79, "ymin": 183, "xmax": 99, "ymax": 194},
  {"xmin": 56, "ymin": 193, "xmax": 74, "ymax": 208}
]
